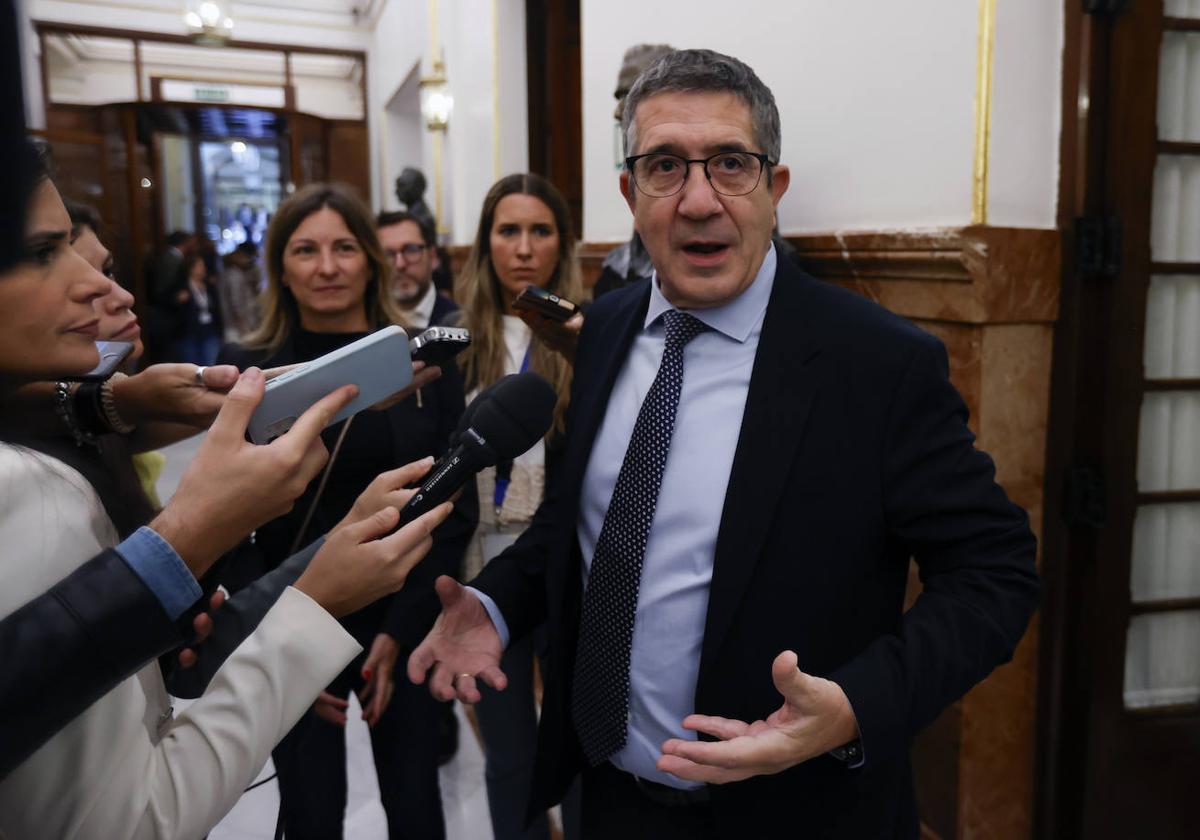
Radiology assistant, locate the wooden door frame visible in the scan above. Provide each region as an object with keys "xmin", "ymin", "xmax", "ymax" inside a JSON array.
[{"xmin": 1038, "ymin": 2, "xmax": 1200, "ymax": 836}]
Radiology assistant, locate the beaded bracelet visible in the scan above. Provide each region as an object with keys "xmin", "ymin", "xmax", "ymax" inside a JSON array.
[
  {"xmin": 100, "ymin": 371, "xmax": 136, "ymax": 434},
  {"xmin": 54, "ymin": 381, "xmax": 97, "ymax": 447}
]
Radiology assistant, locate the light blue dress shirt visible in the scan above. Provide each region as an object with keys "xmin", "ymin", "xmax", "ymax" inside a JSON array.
[
  {"xmin": 476, "ymin": 246, "xmax": 777, "ymax": 789},
  {"xmin": 114, "ymin": 526, "xmax": 203, "ymax": 620}
]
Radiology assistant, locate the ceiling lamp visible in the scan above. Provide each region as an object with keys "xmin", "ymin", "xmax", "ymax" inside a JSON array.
[
  {"xmin": 184, "ymin": 1, "xmax": 234, "ymax": 45},
  {"xmin": 419, "ymin": 57, "xmax": 452, "ymax": 132}
]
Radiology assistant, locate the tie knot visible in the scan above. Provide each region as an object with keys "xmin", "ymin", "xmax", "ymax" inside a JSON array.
[{"xmin": 662, "ymin": 310, "xmax": 708, "ymax": 350}]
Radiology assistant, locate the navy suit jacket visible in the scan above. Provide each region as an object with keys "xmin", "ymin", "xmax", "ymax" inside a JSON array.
[{"xmin": 472, "ymin": 256, "xmax": 1039, "ymax": 837}]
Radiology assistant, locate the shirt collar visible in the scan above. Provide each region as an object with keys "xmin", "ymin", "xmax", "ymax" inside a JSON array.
[
  {"xmin": 406, "ymin": 281, "xmax": 437, "ymax": 327},
  {"xmin": 644, "ymin": 244, "xmax": 777, "ymax": 343}
]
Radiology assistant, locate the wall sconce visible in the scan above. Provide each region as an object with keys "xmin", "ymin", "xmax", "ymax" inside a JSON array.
[
  {"xmin": 419, "ymin": 58, "xmax": 453, "ymax": 132},
  {"xmin": 184, "ymin": 1, "xmax": 234, "ymax": 45}
]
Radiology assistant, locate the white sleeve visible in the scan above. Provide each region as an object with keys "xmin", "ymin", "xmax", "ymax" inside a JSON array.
[{"xmin": 131, "ymin": 586, "xmax": 360, "ymax": 840}]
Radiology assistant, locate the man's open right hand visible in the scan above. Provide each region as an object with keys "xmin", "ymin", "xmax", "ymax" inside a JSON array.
[{"xmin": 407, "ymin": 576, "xmax": 507, "ymax": 703}]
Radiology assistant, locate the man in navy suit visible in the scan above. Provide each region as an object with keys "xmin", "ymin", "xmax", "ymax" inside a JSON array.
[
  {"xmin": 377, "ymin": 210, "xmax": 458, "ymax": 330},
  {"xmin": 410, "ymin": 49, "xmax": 1039, "ymax": 839}
]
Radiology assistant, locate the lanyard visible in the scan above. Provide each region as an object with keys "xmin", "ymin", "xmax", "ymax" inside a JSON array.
[{"xmin": 494, "ymin": 344, "xmax": 533, "ymax": 510}]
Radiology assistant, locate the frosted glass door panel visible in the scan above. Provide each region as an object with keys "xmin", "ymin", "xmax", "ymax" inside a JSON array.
[
  {"xmin": 1131, "ymin": 503, "xmax": 1200, "ymax": 601},
  {"xmin": 1144, "ymin": 276, "xmax": 1200, "ymax": 378},
  {"xmin": 1124, "ymin": 610, "xmax": 1200, "ymax": 709},
  {"xmin": 1159, "ymin": 32, "xmax": 1200, "ymax": 140},
  {"xmin": 1150, "ymin": 156, "xmax": 1200, "ymax": 260},
  {"xmin": 1164, "ymin": 0, "xmax": 1200, "ymax": 19},
  {"xmin": 1137, "ymin": 392, "xmax": 1200, "ymax": 491}
]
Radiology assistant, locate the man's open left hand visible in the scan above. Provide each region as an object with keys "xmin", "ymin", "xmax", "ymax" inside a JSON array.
[{"xmin": 657, "ymin": 650, "xmax": 860, "ymax": 784}]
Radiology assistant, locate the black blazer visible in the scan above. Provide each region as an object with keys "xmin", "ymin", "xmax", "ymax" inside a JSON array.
[
  {"xmin": 429, "ymin": 292, "xmax": 459, "ymax": 328},
  {"xmin": 472, "ymin": 257, "xmax": 1040, "ymax": 837},
  {"xmin": 218, "ymin": 334, "xmax": 478, "ymax": 649},
  {"xmin": 0, "ymin": 549, "xmax": 180, "ymax": 779}
]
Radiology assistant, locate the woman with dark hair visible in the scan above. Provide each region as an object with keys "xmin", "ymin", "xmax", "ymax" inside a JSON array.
[
  {"xmin": 171, "ymin": 251, "xmax": 223, "ymax": 365},
  {"xmin": 220, "ymin": 181, "xmax": 477, "ymax": 840},
  {"xmin": 0, "ymin": 146, "xmax": 454, "ymax": 840},
  {"xmin": 454, "ymin": 172, "xmax": 584, "ymax": 840}
]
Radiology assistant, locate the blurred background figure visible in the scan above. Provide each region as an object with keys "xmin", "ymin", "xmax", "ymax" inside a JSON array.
[
  {"xmin": 219, "ymin": 240, "xmax": 263, "ymax": 342},
  {"xmin": 592, "ymin": 44, "xmax": 673, "ymax": 300},
  {"xmin": 171, "ymin": 252, "xmax": 223, "ymax": 366}
]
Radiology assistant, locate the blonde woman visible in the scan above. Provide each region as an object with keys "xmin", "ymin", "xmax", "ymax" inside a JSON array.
[{"xmin": 455, "ymin": 172, "xmax": 584, "ymax": 840}]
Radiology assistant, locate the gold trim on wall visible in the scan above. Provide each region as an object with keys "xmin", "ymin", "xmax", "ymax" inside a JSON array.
[
  {"xmin": 428, "ymin": 0, "xmax": 447, "ymax": 235},
  {"xmin": 972, "ymin": 0, "xmax": 997, "ymax": 225},
  {"xmin": 493, "ymin": 0, "xmax": 502, "ymax": 180}
]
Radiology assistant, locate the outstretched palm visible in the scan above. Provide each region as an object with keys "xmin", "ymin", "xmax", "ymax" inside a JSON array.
[
  {"xmin": 406, "ymin": 576, "xmax": 507, "ymax": 703},
  {"xmin": 657, "ymin": 650, "xmax": 860, "ymax": 784}
]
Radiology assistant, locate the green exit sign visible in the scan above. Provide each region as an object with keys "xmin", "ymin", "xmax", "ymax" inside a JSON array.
[{"xmin": 193, "ymin": 85, "xmax": 231, "ymax": 103}]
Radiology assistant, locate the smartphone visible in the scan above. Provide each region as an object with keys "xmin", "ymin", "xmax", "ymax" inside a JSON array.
[
  {"xmin": 409, "ymin": 326, "xmax": 471, "ymax": 366},
  {"xmin": 512, "ymin": 285, "xmax": 579, "ymax": 322},
  {"xmin": 62, "ymin": 340, "xmax": 135, "ymax": 382},
  {"xmin": 248, "ymin": 325, "xmax": 413, "ymax": 444}
]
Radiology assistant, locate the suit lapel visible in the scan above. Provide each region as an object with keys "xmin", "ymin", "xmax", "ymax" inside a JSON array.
[
  {"xmin": 548, "ymin": 283, "xmax": 649, "ymax": 606},
  {"xmin": 561, "ymin": 283, "xmax": 651, "ymax": 489},
  {"xmin": 699, "ymin": 264, "xmax": 824, "ymax": 684}
]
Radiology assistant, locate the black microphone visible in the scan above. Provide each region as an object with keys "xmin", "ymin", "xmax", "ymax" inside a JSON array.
[{"xmin": 396, "ymin": 372, "xmax": 556, "ymax": 527}]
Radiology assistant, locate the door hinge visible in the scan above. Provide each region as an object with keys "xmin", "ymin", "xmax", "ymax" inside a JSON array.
[
  {"xmin": 1075, "ymin": 216, "xmax": 1122, "ymax": 280},
  {"xmin": 1064, "ymin": 466, "xmax": 1107, "ymax": 528},
  {"xmin": 1082, "ymin": 0, "xmax": 1131, "ymax": 14}
]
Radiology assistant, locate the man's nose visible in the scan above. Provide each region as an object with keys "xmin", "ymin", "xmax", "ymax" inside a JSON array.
[{"xmin": 676, "ymin": 162, "xmax": 722, "ymax": 218}]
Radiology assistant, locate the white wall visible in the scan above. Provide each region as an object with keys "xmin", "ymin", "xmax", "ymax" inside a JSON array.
[
  {"xmin": 368, "ymin": 0, "xmax": 527, "ymax": 243},
  {"xmin": 989, "ymin": 0, "xmax": 1064, "ymax": 228},
  {"xmin": 581, "ymin": 0, "xmax": 1063, "ymax": 241}
]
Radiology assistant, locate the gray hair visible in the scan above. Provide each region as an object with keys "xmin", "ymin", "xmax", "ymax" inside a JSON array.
[{"xmin": 621, "ymin": 49, "xmax": 781, "ymax": 165}]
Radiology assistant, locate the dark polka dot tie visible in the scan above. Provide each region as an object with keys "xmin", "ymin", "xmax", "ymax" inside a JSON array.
[{"xmin": 571, "ymin": 309, "xmax": 709, "ymax": 767}]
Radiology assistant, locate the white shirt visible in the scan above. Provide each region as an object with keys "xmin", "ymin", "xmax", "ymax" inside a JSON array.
[{"xmin": 403, "ymin": 282, "xmax": 439, "ymax": 331}]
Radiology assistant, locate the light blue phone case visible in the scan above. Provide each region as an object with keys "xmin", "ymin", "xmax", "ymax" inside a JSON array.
[{"xmin": 247, "ymin": 325, "xmax": 413, "ymax": 444}]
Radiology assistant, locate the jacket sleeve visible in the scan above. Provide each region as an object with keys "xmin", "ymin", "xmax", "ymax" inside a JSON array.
[
  {"xmin": 106, "ymin": 587, "xmax": 361, "ymax": 840},
  {"xmin": 0, "ymin": 549, "xmax": 180, "ymax": 779},
  {"xmin": 163, "ymin": 539, "xmax": 324, "ymax": 699},
  {"xmin": 827, "ymin": 334, "xmax": 1041, "ymax": 766}
]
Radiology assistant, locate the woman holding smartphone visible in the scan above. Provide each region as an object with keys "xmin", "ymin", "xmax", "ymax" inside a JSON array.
[
  {"xmin": 219, "ymin": 182, "xmax": 476, "ymax": 840},
  {"xmin": 454, "ymin": 172, "xmax": 584, "ymax": 840},
  {"xmin": 0, "ymin": 145, "xmax": 454, "ymax": 840}
]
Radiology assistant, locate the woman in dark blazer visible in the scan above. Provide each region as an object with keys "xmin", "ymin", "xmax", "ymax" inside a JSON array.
[{"xmin": 218, "ymin": 182, "xmax": 476, "ymax": 840}]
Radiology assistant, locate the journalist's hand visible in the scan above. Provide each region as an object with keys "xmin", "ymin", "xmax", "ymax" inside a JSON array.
[
  {"xmin": 358, "ymin": 633, "xmax": 400, "ymax": 727},
  {"xmin": 150, "ymin": 366, "xmax": 356, "ymax": 578},
  {"xmin": 111, "ymin": 362, "xmax": 239, "ymax": 428},
  {"xmin": 407, "ymin": 576, "xmax": 506, "ymax": 704},
  {"xmin": 293, "ymin": 501, "xmax": 454, "ymax": 619},
  {"xmin": 177, "ymin": 590, "xmax": 226, "ymax": 669},
  {"xmin": 331, "ymin": 457, "xmax": 434, "ymax": 536},
  {"xmin": 369, "ymin": 360, "xmax": 443, "ymax": 411},
  {"xmin": 514, "ymin": 310, "xmax": 583, "ymax": 364}
]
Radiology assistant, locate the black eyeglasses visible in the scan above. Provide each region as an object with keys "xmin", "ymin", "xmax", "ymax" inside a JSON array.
[
  {"xmin": 625, "ymin": 151, "xmax": 775, "ymax": 197},
  {"xmin": 386, "ymin": 243, "xmax": 428, "ymax": 261}
]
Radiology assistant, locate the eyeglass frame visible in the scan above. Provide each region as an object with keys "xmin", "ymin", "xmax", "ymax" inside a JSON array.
[
  {"xmin": 624, "ymin": 150, "xmax": 777, "ymax": 198},
  {"xmin": 385, "ymin": 243, "xmax": 430, "ymax": 262}
]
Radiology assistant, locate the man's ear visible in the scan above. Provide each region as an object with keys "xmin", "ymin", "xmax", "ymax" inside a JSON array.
[
  {"xmin": 430, "ymin": 248, "xmax": 440, "ymax": 270},
  {"xmin": 620, "ymin": 169, "xmax": 637, "ymax": 214},
  {"xmin": 770, "ymin": 164, "xmax": 791, "ymax": 207}
]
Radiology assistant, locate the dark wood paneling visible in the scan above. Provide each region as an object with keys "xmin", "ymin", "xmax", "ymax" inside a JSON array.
[
  {"xmin": 525, "ymin": 0, "xmax": 582, "ymax": 234},
  {"xmin": 326, "ymin": 121, "xmax": 370, "ymax": 200}
]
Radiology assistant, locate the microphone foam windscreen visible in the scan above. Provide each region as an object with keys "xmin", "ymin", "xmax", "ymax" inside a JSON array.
[{"xmin": 469, "ymin": 372, "xmax": 556, "ymax": 459}]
